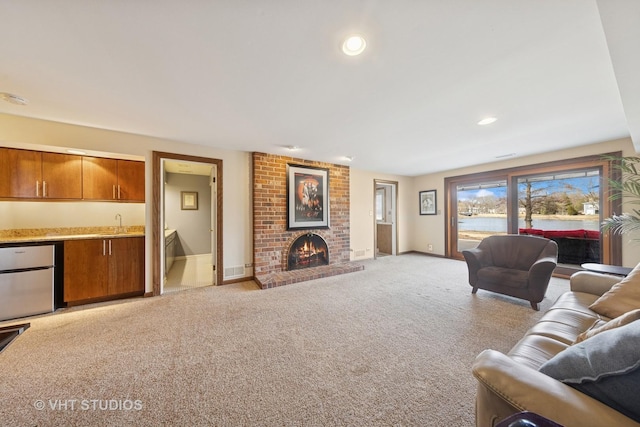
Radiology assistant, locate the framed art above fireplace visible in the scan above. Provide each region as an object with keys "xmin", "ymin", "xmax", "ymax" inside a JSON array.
[{"xmin": 287, "ymin": 164, "xmax": 329, "ymax": 230}]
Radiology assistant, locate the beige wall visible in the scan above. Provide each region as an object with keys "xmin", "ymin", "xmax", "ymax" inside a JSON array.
[
  {"xmin": 0, "ymin": 113, "xmax": 253, "ymax": 292},
  {"xmin": 2, "ymin": 112, "xmax": 638, "ymax": 289},
  {"xmin": 411, "ymin": 137, "xmax": 640, "ymax": 267}
]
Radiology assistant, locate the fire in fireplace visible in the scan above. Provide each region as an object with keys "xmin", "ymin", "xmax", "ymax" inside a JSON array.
[{"xmin": 287, "ymin": 233, "xmax": 329, "ymax": 271}]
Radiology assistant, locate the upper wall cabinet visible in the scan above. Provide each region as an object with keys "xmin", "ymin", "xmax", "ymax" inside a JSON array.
[
  {"xmin": 82, "ymin": 157, "xmax": 145, "ymax": 202},
  {"xmin": 116, "ymin": 159, "xmax": 145, "ymax": 201},
  {"xmin": 0, "ymin": 147, "xmax": 144, "ymax": 202},
  {"xmin": 0, "ymin": 148, "xmax": 82, "ymax": 199}
]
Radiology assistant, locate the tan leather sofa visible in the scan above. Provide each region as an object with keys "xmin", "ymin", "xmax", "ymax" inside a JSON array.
[{"xmin": 472, "ymin": 271, "xmax": 640, "ymax": 427}]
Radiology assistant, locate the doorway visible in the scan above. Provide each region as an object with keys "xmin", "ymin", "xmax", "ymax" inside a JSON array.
[
  {"xmin": 152, "ymin": 152, "xmax": 223, "ymax": 296},
  {"xmin": 374, "ymin": 180, "xmax": 398, "ymax": 257},
  {"xmin": 162, "ymin": 159, "xmax": 217, "ymax": 293}
]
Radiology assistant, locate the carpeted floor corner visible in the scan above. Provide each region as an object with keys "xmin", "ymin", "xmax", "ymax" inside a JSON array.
[{"xmin": 0, "ymin": 253, "xmax": 569, "ymax": 426}]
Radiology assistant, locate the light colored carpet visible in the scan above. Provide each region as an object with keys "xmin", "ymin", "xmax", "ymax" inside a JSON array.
[{"xmin": 0, "ymin": 253, "xmax": 569, "ymax": 426}]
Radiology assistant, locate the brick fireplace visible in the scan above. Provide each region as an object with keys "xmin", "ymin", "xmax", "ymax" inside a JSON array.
[{"xmin": 252, "ymin": 152, "xmax": 364, "ymax": 289}]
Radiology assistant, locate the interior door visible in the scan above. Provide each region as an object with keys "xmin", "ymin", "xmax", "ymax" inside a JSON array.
[{"xmin": 210, "ymin": 165, "xmax": 217, "ymax": 285}]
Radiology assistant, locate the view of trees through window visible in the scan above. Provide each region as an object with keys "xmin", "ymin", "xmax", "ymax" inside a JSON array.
[
  {"xmin": 456, "ymin": 180, "xmax": 508, "ymax": 251},
  {"xmin": 517, "ymin": 170, "xmax": 600, "ymax": 230},
  {"xmin": 456, "ymin": 168, "xmax": 601, "ymax": 265}
]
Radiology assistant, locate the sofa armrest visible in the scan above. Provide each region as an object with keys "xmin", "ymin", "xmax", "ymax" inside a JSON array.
[
  {"xmin": 570, "ymin": 271, "xmax": 621, "ymax": 296},
  {"xmin": 472, "ymin": 349, "xmax": 640, "ymax": 427}
]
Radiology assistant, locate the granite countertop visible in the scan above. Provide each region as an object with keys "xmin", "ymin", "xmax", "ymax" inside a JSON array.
[{"xmin": 0, "ymin": 226, "xmax": 145, "ymax": 244}]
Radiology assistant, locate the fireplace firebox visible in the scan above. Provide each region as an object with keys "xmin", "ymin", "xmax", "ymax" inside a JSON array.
[{"xmin": 287, "ymin": 233, "xmax": 329, "ymax": 271}]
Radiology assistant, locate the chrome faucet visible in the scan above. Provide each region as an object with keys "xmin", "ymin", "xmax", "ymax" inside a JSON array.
[{"xmin": 115, "ymin": 213, "xmax": 122, "ymax": 233}]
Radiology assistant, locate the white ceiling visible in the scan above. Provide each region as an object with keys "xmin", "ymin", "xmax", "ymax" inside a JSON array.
[{"xmin": 1, "ymin": 0, "xmax": 638, "ymax": 176}]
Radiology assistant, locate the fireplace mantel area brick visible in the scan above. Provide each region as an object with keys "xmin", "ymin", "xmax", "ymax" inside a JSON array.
[{"xmin": 252, "ymin": 152, "xmax": 364, "ymax": 289}]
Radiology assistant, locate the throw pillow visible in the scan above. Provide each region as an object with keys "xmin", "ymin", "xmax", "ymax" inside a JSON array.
[
  {"xmin": 539, "ymin": 320, "xmax": 640, "ymax": 422},
  {"xmin": 574, "ymin": 309, "xmax": 640, "ymax": 343},
  {"xmin": 589, "ymin": 263, "xmax": 640, "ymax": 318}
]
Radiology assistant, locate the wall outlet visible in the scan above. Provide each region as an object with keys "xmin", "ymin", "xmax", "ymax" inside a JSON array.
[
  {"xmin": 244, "ymin": 263, "xmax": 253, "ymax": 268},
  {"xmin": 428, "ymin": 244, "xmax": 433, "ymax": 251}
]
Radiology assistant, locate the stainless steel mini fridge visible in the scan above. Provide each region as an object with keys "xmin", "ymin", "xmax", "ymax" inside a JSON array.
[{"xmin": 0, "ymin": 245, "xmax": 55, "ymax": 322}]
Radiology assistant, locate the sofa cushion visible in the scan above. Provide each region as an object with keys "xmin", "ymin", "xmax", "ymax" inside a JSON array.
[
  {"xmin": 508, "ymin": 334, "xmax": 570, "ymax": 370},
  {"xmin": 547, "ymin": 291, "xmax": 602, "ymax": 315},
  {"xmin": 589, "ymin": 264, "xmax": 640, "ymax": 318},
  {"xmin": 538, "ymin": 320, "xmax": 640, "ymax": 422},
  {"xmin": 574, "ymin": 309, "xmax": 640, "ymax": 344}
]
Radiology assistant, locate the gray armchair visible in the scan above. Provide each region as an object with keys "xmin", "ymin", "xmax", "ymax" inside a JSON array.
[{"xmin": 462, "ymin": 235, "xmax": 558, "ymax": 310}]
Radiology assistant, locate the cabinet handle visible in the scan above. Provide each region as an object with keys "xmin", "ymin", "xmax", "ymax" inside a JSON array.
[
  {"xmin": 43, "ymin": 181, "xmax": 47, "ymax": 198},
  {"xmin": 109, "ymin": 240, "xmax": 112, "ymax": 255},
  {"xmin": 117, "ymin": 185, "xmax": 121, "ymax": 200},
  {"xmin": 36, "ymin": 181, "xmax": 40, "ymax": 197},
  {"xmin": 103, "ymin": 240, "xmax": 106, "ymax": 256},
  {"xmin": 112, "ymin": 185, "xmax": 116, "ymax": 199}
]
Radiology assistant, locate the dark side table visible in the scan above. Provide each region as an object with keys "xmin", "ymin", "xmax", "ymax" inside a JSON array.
[
  {"xmin": 581, "ymin": 263, "xmax": 633, "ymax": 276},
  {"xmin": 496, "ymin": 411, "xmax": 563, "ymax": 427}
]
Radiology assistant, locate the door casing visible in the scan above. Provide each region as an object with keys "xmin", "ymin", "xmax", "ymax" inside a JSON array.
[{"xmin": 152, "ymin": 151, "xmax": 223, "ymax": 295}]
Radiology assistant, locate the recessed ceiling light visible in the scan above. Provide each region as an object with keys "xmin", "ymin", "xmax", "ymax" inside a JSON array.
[
  {"xmin": 66, "ymin": 149, "xmax": 87, "ymax": 155},
  {"xmin": 0, "ymin": 92, "xmax": 28, "ymax": 106},
  {"xmin": 495, "ymin": 153, "xmax": 516, "ymax": 159},
  {"xmin": 342, "ymin": 35, "xmax": 366, "ymax": 56},
  {"xmin": 286, "ymin": 145, "xmax": 299, "ymax": 151},
  {"xmin": 477, "ymin": 117, "xmax": 497, "ymax": 125},
  {"xmin": 344, "ymin": 156, "xmax": 355, "ymax": 162}
]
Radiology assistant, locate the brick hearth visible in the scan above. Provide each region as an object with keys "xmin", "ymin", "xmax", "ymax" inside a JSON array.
[
  {"xmin": 255, "ymin": 262, "xmax": 365, "ymax": 289},
  {"xmin": 252, "ymin": 152, "xmax": 363, "ymax": 288}
]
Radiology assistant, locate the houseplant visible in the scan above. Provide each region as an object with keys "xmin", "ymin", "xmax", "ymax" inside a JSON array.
[{"xmin": 601, "ymin": 155, "xmax": 640, "ymax": 239}]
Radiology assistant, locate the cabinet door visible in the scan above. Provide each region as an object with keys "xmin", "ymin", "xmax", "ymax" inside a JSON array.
[
  {"xmin": 117, "ymin": 160, "xmax": 145, "ymax": 201},
  {"xmin": 0, "ymin": 148, "xmax": 12, "ymax": 197},
  {"xmin": 63, "ymin": 239, "xmax": 109, "ymax": 302},
  {"xmin": 108, "ymin": 237, "xmax": 145, "ymax": 295},
  {"xmin": 42, "ymin": 152, "xmax": 83, "ymax": 199},
  {"xmin": 82, "ymin": 157, "xmax": 118, "ymax": 200},
  {"xmin": 0, "ymin": 148, "xmax": 42, "ymax": 198}
]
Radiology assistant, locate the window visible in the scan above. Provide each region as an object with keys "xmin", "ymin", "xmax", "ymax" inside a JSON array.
[
  {"xmin": 517, "ymin": 168, "xmax": 601, "ymax": 266},
  {"xmin": 376, "ymin": 188, "xmax": 385, "ymax": 221},
  {"xmin": 445, "ymin": 153, "xmax": 621, "ymax": 273},
  {"xmin": 455, "ymin": 179, "xmax": 508, "ymax": 251}
]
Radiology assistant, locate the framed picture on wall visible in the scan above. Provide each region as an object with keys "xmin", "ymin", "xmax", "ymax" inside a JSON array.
[
  {"xmin": 181, "ymin": 191, "xmax": 198, "ymax": 210},
  {"xmin": 419, "ymin": 190, "xmax": 436, "ymax": 215},
  {"xmin": 287, "ymin": 164, "xmax": 329, "ymax": 229}
]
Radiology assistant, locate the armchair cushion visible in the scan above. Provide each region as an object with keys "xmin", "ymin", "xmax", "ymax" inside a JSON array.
[
  {"xmin": 539, "ymin": 320, "xmax": 640, "ymax": 423},
  {"xmin": 477, "ymin": 266, "xmax": 528, "ymax": 288}
]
